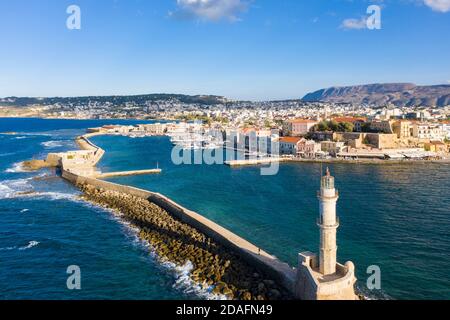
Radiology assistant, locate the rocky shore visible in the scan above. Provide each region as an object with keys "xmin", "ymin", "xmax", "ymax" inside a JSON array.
[{"xmin": 77, "ymin": 182, "xmax": 292, "ymax": 300}]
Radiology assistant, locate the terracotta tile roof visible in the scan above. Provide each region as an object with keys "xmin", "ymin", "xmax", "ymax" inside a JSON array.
[{"xmin": 279, "ymin": 137, "xmax": 303, "ymax": 144}]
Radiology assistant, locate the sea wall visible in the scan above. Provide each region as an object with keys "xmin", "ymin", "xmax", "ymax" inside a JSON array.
[{"xmin": 62, "ymin": 169, "xmax": 297, "ymax": 296}]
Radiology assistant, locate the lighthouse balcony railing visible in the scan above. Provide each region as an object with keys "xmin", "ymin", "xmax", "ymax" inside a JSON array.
[
  {"xmin": 317, "ymin": 216, "xmax": 340, "ymax": 227},
  {"xmin": 317, "ymin": 190, "xmax": 339, "ymax": 198}
]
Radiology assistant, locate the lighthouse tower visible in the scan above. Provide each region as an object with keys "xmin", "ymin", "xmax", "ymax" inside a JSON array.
[
  {"xmin": 295, "ymin": 168, "xmax": 358, "ymax": 300},
  {"xmin": 318, "ymin": 168, "xmax": 339, "ymax": 276}
]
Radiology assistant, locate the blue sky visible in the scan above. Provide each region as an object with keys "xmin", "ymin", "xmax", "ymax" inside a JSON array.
[{"xmin": 0, "ymin": 0, "xmax": 449, "ymax": 100}]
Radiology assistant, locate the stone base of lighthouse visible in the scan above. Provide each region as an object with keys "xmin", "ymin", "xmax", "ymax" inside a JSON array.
[{"xmin": 295, "ymin": 252, "xmax": 358, "ymax": 300}]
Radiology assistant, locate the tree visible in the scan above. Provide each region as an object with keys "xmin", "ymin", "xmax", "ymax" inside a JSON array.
[
  {"xmin": 338, "ymin": 122, "xmax": 354, "ymax": 132},
  {"xmin": 314, "ymin": 120, "xmax": 354, "ymax": 133},
  {"xmin": 316, "ymin": 121, "xmax": 330, "ymax": 132}
]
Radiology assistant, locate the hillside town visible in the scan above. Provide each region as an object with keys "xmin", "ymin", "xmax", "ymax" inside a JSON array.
[{"xmin": 77, "ymin": 100, "xmax": 450, "ymax": 162}]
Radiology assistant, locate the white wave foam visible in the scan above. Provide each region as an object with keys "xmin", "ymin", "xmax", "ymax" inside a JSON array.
[
  {"xmin": 18, "ymin": 241, "xmax": 40, "ymax": 251},
  {"xmin": 0, "ymin": 178, "xmax": 33, "ymax": 199},
  {"xmin": 169, "ymin": 260, "xmax": 228, "ymax": 300},
  {"xmin": 34, "ymin": 192, "xmax": 78, "ymax": 201},
  {"xmin": 0, "ymin": 183, "xmax": 15, "ymax": 199},
  {"xmin": 14, "ymin": 136, "xmax": 28, "ymax": 140},
  {"xmin": 0, "ymin": 173, "xmax": 81, "ymax": 201},
  {"xmin": 0, "ymin": 241, "xmax": 40, "ymax": 252},
  {"xmin": 4, "ymin": 162, "xmax": 29, "ymax": 173},
  {"xmin": 20, "ymin": 209, "xmax": 29, "ymax": 213},
  {"xmin": 41, "ymin": 140, "xmax": 65, "ymax": 149}
]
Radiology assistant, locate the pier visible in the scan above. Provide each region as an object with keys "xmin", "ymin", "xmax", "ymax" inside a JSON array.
[
  {"xmin": 225, "ymin": 157, "xmax": 288, "ymax": 167},
  {"xmin": 95, "ymin": 169, "xmax": 162, "ymax": 179}
]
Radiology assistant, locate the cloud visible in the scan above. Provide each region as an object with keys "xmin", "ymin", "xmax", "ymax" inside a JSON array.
[
  {"xmin": 340, "ymin": 17, "xmax": 367, "ymax": 30},
  {"xmin": 171, "ymin": 0, "xmax": 249, "ymax": 22},
  {"xmin": 424, "ymin": 0, "xmax": 450, "ymax": 12}
]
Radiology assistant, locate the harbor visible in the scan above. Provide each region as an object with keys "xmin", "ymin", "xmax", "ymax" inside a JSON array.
[
  {"xmin": 2, "ymin": 118, "xmax": 449, "ymax": 300},
  {"xmin": 21, "ymin": 126, "xmax": 361, "ymax": 300}
]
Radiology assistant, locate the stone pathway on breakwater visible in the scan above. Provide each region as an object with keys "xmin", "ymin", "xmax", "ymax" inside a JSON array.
[{"xmin": 78, "ymin": 182, "xmax": 292, "ymax": 300}]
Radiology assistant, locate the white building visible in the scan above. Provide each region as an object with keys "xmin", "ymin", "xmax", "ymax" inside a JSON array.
[{"xmin": 412, "ymin": 123, "xmax": 445, "ymax": 141}]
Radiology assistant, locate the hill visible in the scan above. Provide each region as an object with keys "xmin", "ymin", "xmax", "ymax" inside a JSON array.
[{"xmin": 302, "ymin": 83, "xmax": 450, "ymax": 107}]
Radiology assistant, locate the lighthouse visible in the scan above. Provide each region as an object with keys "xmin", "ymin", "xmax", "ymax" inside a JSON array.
[
  {"xmin": 295, "ymin": 168, "xmax": 358, "ymax": 300},
  {"xmin": 318, "ymin": 168, "xmax": 339, "ymax": 276}
]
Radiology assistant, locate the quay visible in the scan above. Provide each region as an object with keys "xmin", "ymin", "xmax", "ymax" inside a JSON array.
[
  {"xmin": 225, "ymin": 156, "xmax": 450, "ymax": 167},
  {"xmin": 95, "ymin": 169, "xmax": 162, "ymax": 179},
  {"xmin": 225, "ymin": 157, "xmax": 289, "ymax": 167}
]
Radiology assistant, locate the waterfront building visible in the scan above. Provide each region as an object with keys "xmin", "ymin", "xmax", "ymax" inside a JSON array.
[
  {"xmin": 296, "ymin": 169, "xmax": 357, "ymax": 300},
  {"xmin": 320, "ymin": 141, "xmax": 346, "ymax": 157},
  {"xmin": 392, "ymin": 120, "xmax": 412, "ymax": 139},
  {"xmin": 297, "ymin": 140, "xmax": 321, "ymax": 158},
  {"xmin": 412, "ymin": 123, "xmax": 445, "ymax": 141},
  {"xmin": 142, "ymin": 123, "xmax": 167, "ymax": 135},
  {"xmin": 283, "ymin": 119, "xmax": 318, "ymax": 136},
  {"xmin": 370, "ymin": 120, "xmax": 395, "ymax": 134},
  {"xmin": 279, "ymin": 137, "xmax": 304, "ymax": 155}
]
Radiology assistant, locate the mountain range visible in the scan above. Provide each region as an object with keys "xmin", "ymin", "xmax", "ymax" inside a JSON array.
[{"xmin": 301, "ymin": 83, "xmax": 450, "ymax": 107}]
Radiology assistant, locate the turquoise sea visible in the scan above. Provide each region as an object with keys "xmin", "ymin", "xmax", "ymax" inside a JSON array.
[{"xmin": 1, "ymin": 118, "xmax": 449, "ymax": 300}]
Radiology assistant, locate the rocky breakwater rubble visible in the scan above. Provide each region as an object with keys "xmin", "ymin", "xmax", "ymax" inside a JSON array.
[{"xmin": 78, "ymin": 182, "xmax": 292, "ymax": 301}]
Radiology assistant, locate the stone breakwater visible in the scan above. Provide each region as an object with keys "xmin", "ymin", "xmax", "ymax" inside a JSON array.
[{"xmin": 78, "ymin": 182, "xmax": 292, "ymax": 300}]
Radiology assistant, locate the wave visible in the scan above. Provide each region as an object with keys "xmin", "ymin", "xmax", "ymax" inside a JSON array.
[
  {"xmin": 33, "ymin": 192, "xmax": 79, "ymax": 202},
  {"xmin": 169, "ymin": 260, "xmax": 228, "ymax": 300},
  {"xmin": 0, "ymin": 183, "xmax": 14, "ymax": 199},
  {"xmin": 0, "ymin": 178, "xmax": 33, "ymax": 199},
  {"xmin": 0, "ymin": 241, "xmax": 40, "ymax": 252},
  {"xmin": 41, "ymin": 140, "xmax": 66, "ymax": 149},
  {"xmin": 20, "ymin": 209, "xmax": 29, "ymax": 213},
  {"xmin": 18, "ymin": 241, "xmax": 40, "ymax": 251},
  {"xmin": 0, "ymin": 176, "xmax": 78, "ymax": 202},
  {"xmin": 4, "ymin": 162, "xmax": 29, "ymax": 173}
]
